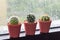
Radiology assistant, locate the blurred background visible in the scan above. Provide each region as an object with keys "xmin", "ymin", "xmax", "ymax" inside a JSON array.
[{"xmin": 0, "ymin": 0, "xmax": 60, "ymax": 34}]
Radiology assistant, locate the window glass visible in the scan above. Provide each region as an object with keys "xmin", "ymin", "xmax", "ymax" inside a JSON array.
[{"xmin": 7, "ymin": 0, "xmax": 60, "ymax": 21}]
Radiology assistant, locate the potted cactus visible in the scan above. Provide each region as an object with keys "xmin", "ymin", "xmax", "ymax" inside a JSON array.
[
  {"xmin": 7, "ymin": 16, "xmax": 21, "ymax": 38},
  {"xmin": 24, "ymin": 14, "xmax": 37, "ymax": 36},
  {"xmin": 39, "ymin": 15, "xmax": 52, "ymax": 33}
]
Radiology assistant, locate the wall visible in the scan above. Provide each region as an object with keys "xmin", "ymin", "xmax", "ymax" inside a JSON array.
[{"xmin": 0, "ymin": 0, "xmax": 7, "ymax": 25}]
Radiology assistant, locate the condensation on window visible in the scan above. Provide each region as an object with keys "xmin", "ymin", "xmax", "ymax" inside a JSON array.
[{"xmin": 7, "ymin": 0, "xmax": 60, "ymax": 22}]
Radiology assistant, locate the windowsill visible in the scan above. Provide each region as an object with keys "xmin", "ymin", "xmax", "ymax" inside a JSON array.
[{"xmin": 0, "ymin": 27, "xmax": 60, "ymax": 40}]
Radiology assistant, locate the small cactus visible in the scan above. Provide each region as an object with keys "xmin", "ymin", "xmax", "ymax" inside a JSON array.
[
  {"xmin": 9, "ymin": 16, "xmax": 19, "ymax": 24},
  {"xmin": 41, "ymin": 16, "xmax": 50, "ymax": 21},
  {"xmin": 27, "ymin": 14, "xmax": 35, "ymax": 23}
]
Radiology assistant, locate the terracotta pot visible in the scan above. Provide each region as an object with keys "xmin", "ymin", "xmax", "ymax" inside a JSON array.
[
  {"xmin": 39, "ymin": 20, "xmax": 51, "ymax": 33},
  {"xmin": 24, "ymin": 21, "xmax": 37, "ymax": 35},
  {"xmin": 8, "ymin": 23, "xmax": 21, "ymax": 38}
]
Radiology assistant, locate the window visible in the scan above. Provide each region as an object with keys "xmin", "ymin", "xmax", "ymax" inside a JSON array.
[{"xmin": 0, "ymin": 0, "xmax": 60, "ymax": 34}]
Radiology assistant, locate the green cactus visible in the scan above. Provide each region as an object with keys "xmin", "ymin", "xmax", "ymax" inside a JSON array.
[
  {"xmin": 10, "ymin": 16, "xmax": 19, "ymax": 24},
  {"xmin": 27, "ymin": 14, "xmax": 35, "ymax": 23},
  {"xmin": 41, "ymin": 16, "xmax": 50, "ymax": 21}
]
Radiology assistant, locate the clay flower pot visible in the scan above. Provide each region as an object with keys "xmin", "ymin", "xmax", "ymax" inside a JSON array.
[
  {"xmin": 39, "ymin": 20, "xmax": 51, "ymax": 33},
  {"xmin": 8, "ymin": 23, "xmax": 21, "ymax": 38},
  {"xmin": 24, "ymin": 21, "xmax": 37, "ymax": 36}
]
